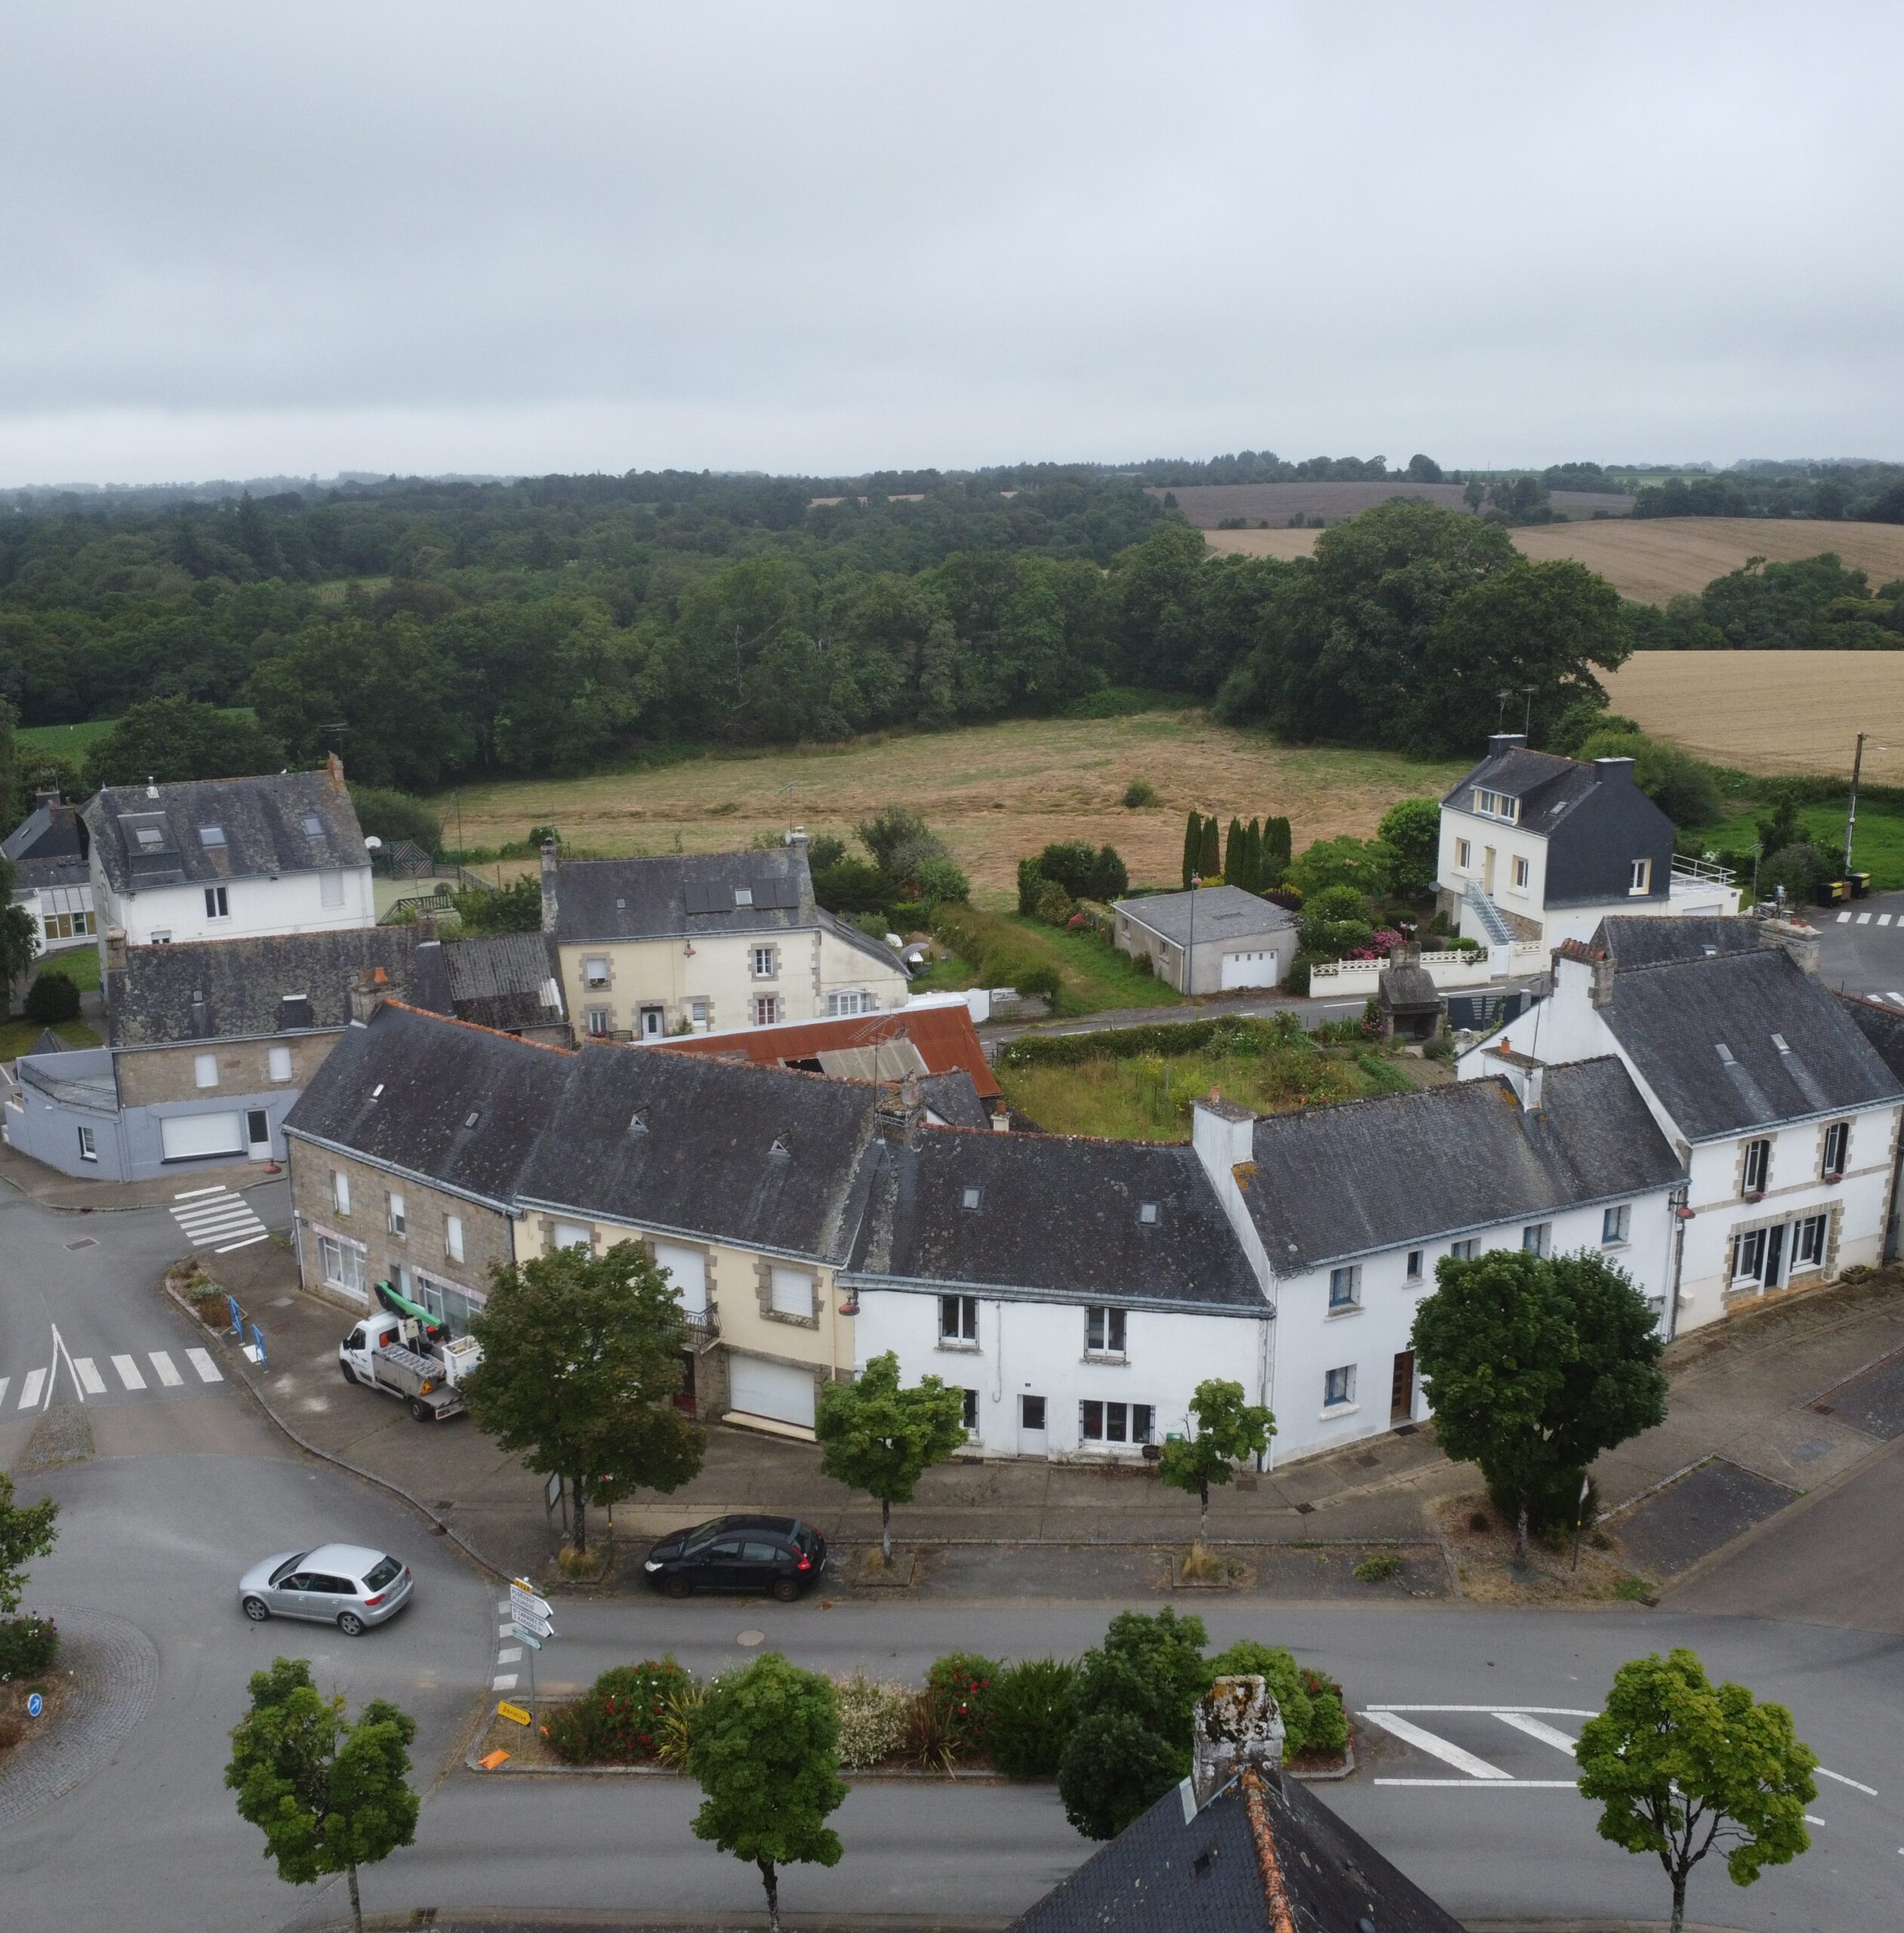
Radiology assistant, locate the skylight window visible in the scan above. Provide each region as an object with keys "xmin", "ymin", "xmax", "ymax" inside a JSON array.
[
  {"xmin": 371, "ymin": 1083, "xmax": 385, "ymax": 1099},
  {"xmin": 465, "ymin": 1111, "xmax": 481, "ymax": 1128},
  {"xmin": 734, "ymin": 886, "xmax": 754, "ymax": 907},
  {"xmin": 198, "ymin": 825, "xmax": 226, "ymax": 847},
  {"xmin": 134, "ymin": 826, "xmax": 164, "ymax": 849},
  {"xmin": 1771, "ymin": 1032, "xmax": 1791, "ymax": 1053},
  {"xmin": 300, "ymin": 812, "xmax": 324, "ymax": 836},
  {"xmin": 1715, "ymin": 1044, "xmax": 1736, "ymax": 1065},
  {"xmin": 961, "ymin": 1185, "xmax": 982, "ymax": 1210},
  {"xmin": 1138, "ymin": 1201, "xmax": 1160, "ymax": 1225}
]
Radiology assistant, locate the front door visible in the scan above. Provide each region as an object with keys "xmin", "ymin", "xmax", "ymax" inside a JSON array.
[
  {"xmin": 246, "ymin": 1108, "xmax": 272, "ymax": 1160},
  {"xmin": 1482, "ymin": 846, "xmax": 1496, "ymax": 895},
  {"xmin": 639, "ymin": 1006, "xmax": 665, "ymax": 1040},
  {"xmin": 1390, "ymin": 1350, "xmax": 1416, "ymax": 1425},
  {"xmin": 1763, "ymin": 1221, "xmax": 1786, "ymax": 1290},
  {"xmin": 1018, "ymin": 1393, "xmax": 1048, "ymax": 1456}
]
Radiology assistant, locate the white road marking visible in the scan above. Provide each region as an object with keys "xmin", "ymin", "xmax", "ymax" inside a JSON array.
[
  {"xmin": 1493, "ymin": 1710, "xmax": 1581, "ymax": 1755},
  {"xmin": 171, "ymin": 1190, "xmax": 269, "ymax": 1251},
  {"xmin": 0, "ymin": 1378, "xmax": 8, "ymax": 1406},
  {"xmin": 1880, "ymin": 914, "xmax": 1894, "ymax": 927},
  {"xmin": 18, "ymin": 1368, "xmax": 45, "ymax": 1407},
  {"xmin": 498, "ymin": 1621, "xmax": 516, "ymax": 1637},
  {"xmin": 73, "ymin": 1357, "xmax": 106, "ymax": 1395},
  {"xmin": 1856, "ymin": 912, "xmax": 1872, "ymax": 924},
  {"xmin": 1374, "ymin": 1777, "xmax": 1579, "ymax": 1789},
  {"xmin": 51, "ymin": 1324, "xmax": 82, "ymax": 1405},
  {"xmin": 174, "ymin": 1183, "xmax": 230, "ymax": 1199},
  {"xmin": 112, "ymin": 1355, "xmax": 146, "ymax": 1391},
  {"xmin": 1805, "ymin": 1814, "xmax": 1825, "ymax": 1825},
  {"xmin": 149, "ymin": 1351, "xmax": 183, "ymax": 1388},
  {"xmin": 184, "ymin": 1348, "xmax": 223, "ymax": 1383},
  {"xmin": 1887, "ymin": 991, "xmax": 1904, "ymax": 1009},
  {"xmin": 1363, "ymin": 1706, "xmax": 1597, "ymax": 1716},
  {"xmin": 1836, "ymin": 911, "xmax": 1853, "ymax": 923},
  {"xmin": 215, "ymin": 1232, "xmax": 270, "ymax": 1253},
  {"xmin": 1818, "ymin": 1766, "xmax": 1878, "ymax": 1796},
  {"xmin": 491, "ymin": 1674, "xmax": 518, "ymax": 1691},
  {"xmin": 498, "ymin": 1646, "xmax": 522, "ymax": 1663},
  {"xmin": 177, "ymin": 1211, "xmax": 257, "ymax": 1238},
  {"xmin": 1360, "ymin": 1710, "xmax": 1511, "ymax": 1780}
]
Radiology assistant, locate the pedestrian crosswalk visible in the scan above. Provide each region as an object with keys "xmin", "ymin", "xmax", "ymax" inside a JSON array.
[
  {"xmin": 1837, "ymin": 910, "xmax": 1899, "ymax": 928},
  {"xmin": 2, "ymin": 1341, "xmax": 223, "ymax": 1409},
  {"xmin": 170, "ymin": 1185, "xmax": 270, "ymax": 1253}
]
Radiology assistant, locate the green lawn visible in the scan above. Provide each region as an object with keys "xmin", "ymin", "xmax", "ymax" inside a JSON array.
[
  {"xmin": 1678, "ymin": 796, "xmax": 1904, "ymax": 892},
  {"xmin": 0, "ymin": 1016, "xmax": 98, "ymax": 1059},
  {"xmin": 16, "ymin": 717, "xmax": 117, "ymax": 755},
  {"xmin": 32, "ymin": 948, "xmax": 100, "ymax": 993},
  {"xmin": 920, "ymin": 908, "xmax": 1184, "ymax": 1016}
]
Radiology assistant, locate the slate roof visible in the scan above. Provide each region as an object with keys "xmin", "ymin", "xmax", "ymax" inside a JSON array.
[
  {"xmin": 1596, "ymin": 914, "xmax": 1764, "ymax": 972},
  {"xmin": 282, "ymin": 1003, "xmax": 572, "ymax": 1207},
  {"xmin": 1841, "ymin": 991, "xmax": 1904, "ymax": 1082},
  {"xmin": 84, "ymin": 769, "xmax": 367, "ymax": 891},
  {"xmin": 919, "ymin": 1071, "xmax": 991, "ymax": 1130},
  {"xmin": 517, "ymin": 1045, "xmax": 886, "ymax": 1259},
  {"xmin": 1379, "ymin": 961, "xmax": 1440, "ymax": 1009},
  {"xmin": 5, "ymin": 796, "xmax": 90, "ymax": 893},
  {"xmin": 846, "ymin": 1130, "xmax": 1262, "ymax": 1309},
  {"xmin": 1114, "ymin": 886, "xmax": 1297, "ymax": 951},
  {"xmin": 1443, "ymin": 740, "xmax": 1600, "ymax": 828},
  {"xmin": 1009, "ymin": 1765, "xmax": 1466, "ymax": 1933},
  {"xmin": 550, "ymin": 849, "xmax": 812, "ymax": 942},
  {"xmin": 1238, "ymin": 1061, "xmax": 1684, "ymax": 1273},
  {"xmin": 1591, "ymin": 941, "xmax": 1904, "ymax": 1139},
  {"xmin": 106, "ymin": 929, "xmax": 565, "ymax": 1047}
]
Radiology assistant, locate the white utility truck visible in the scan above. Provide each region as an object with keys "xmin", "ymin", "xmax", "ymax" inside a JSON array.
[{"xmin": 339, "ymin": 1284, "xmax": 482, "ymax": 1422}]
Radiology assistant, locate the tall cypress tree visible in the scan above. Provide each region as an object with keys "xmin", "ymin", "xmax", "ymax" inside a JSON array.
[
  {"xmin": 1182, "ymin": 811, "xmax": 1200, "ymax": 889},
  {"xmin": 1243, "ymin": 820, "xmax": 1263, "ymax": 893},
  {"xmin": 1269, "ymin": 815, "xmax": 1292, "ymax": 868},
  {"xmin": 1200, "ymin": 815, "xmax": 1222, "ymax": 881},
  {"xmin": 1223, "ymin": 817, "xmax": 1243, "ymax": 887}
]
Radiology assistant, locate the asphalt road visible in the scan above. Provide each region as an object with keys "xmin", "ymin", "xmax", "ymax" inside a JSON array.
[
  {"xmin": 6, "ymin": 1185, "xmax": 1904, "ymax": 1933},
  {"xmin": 1815, "ymin": 886, "xmax": 1904, "ymax": 1003}
]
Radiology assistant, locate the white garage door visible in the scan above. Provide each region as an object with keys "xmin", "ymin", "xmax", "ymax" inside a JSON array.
[
  {"xmin": 728, "ymin": 1354, "xmax": 817, "ymax": 1429},
  {"xmin": 1220, "ymin": 948, "xmax": 1278, "ymax": 990},
  {"xmin": 653, "ymin": 1241, "xmax": 707, "ymax": 1314},
  {"xmin": 160, "ymin": 1111, "xmax": 244, "ymax": 1161}
]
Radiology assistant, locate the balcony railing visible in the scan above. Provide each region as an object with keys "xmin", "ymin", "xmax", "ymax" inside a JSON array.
[{"xmin": 1671, "ymin": 854, "xmax": 1736, "ymax": 887}]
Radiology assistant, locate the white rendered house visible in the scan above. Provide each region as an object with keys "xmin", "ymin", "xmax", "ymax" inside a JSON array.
[
  {"xmin": 1437, "ymin": 734, "xmax": 1739, "ymax": 960},
  {"xmin": 84, "ymin": 756, "xmax": 374, "ymax": 963},
  {"xmin": 1463, "ymin": 916, "xmax": 1904, "ymax": 1334}
]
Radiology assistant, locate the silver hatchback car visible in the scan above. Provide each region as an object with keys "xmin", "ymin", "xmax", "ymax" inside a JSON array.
[{"xmin": 238, "ymin": 1543, "xmax": 413, "ymax": 1636}]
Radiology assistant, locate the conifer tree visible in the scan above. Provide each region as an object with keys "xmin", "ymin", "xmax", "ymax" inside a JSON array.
[
  {"xmin": 1223, "ymin": 817, "xmax": 1243, "ymax": 887},
  {"xmin": 1199, "ymin": 815, "xmax": 1221, "ymax": 880},
  {"xmin": 1182, "ymin": 811, "xmax": 1200, "ymax": 889}
]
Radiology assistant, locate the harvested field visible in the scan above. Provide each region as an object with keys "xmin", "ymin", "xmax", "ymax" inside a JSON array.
[
  {"xmin": 1604, "ymin": 651, "xmax": 1904, "ymax": 778},
  {"xmin": 1153, "ymin": 481, "xmax": 1631, "ymax": 526},
  {"xmin": 436, "ymin": 714, "xmax": 1462, "ymax": 905},
  {"xmin": 1206, "ymin": 516, "xmax": 1904, "ymax": 606}
]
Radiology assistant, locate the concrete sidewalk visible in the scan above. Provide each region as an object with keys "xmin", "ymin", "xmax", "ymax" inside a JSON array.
[
  {"xmin": 0, "ymin": 1139, "xmax": 278, "ymax": 1212},
  {"xmin": 188, "ymin": 1234, "xmax": 1904, "ymax": 1601}
]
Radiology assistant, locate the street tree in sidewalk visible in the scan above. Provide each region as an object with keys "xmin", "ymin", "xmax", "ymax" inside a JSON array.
[
  {"xmin": 1410, "ymin": 1248, "xmax": 1665, "ymax": 1566},
  {"xmin": 687, "ymin": 1651, "xmax": 846, "ymax": 1933},
  {"xmin": 815, "ymin": 1350, "xmax": 966, "ymax": 1566},
  {"xmin": 1157, "ymin": 1378, "xmax": 1275, "ymax": 1549},
  {"xmin": 1576, "ymin": 1647, "xmax": 1816, "ymax": 1933},
  {"xmin": 0, "ymin": 1469, "xmax": 58, "ymax": 1612},
  {"xmin": 464, "ymin": 1244, "xmax": 705, "ymax": 1555},
  {"xmin": 224, "ymin": 1657, "xmax": 419, "ymax": 1933}
]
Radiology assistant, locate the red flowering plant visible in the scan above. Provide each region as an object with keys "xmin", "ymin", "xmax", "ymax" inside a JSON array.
[
  {"xmin": 544, "ymin": 1658, "xmax": 692, "ymax": 1765},
  {"xmin": 926, "ymin": 1651, "xmax": 1001, "ymax": 1762}
]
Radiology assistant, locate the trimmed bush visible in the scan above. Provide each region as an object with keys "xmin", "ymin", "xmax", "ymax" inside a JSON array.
[
  {"xmin": 988, "ymin": 1658, "xmax": 1077, "ymax": 1778},
  {"xmin": 998, "ymin": 1013, "xmax": 1305, "ymax": 1069},
  {"xmin": 1299, "ymin": 1667, "xmax": 1348, "ymax": 1757},
  {"xmin": 544, "ymin": 1660, "xmax": 692, "ymax": 1765},
  {"xmin": 23, "ymin": 973, "xmax": 81, "ymax": 1025},
  {"xmin": 0, "ymin": 1616, "xmax": 58, "ymax": 1679},
  {"xmin": 833, "ymin": 1671, "xmax": 916, "ymax": 1768},
  {"xmin": 926, "ymin": 1652, "xmax": 1000, "ymax": 1761},
  {"xmin": 1032, "ymin": 881, "xmax": 1075, "ymax": 926},
  {"xmin": 1122, "ymin": 779, "xmax": 1160, "ymax": 808}
]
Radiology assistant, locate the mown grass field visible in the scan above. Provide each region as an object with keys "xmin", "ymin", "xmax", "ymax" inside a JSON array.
[
  {"xmin": 1676, "ymin": 795, "xmax": 1904, "ymax": 893},
  {"xmin": 909, "ymin": 911, "xmax": 1183, "ymax": 1015},
  {"xmin": 17, "ymin": 708, "xmax": 260, "ymax": 760},
  {"xmin": 1604, "ymin": 651, "xmax": 1904, "ymax": 782},
  {"xmin": 1154, "ymin": 482, "xmax": 1632, "ymax": 526},
  {"xmin": 1205, "ymin": 517, "xmax": 1904, "ymax": 606},
  {"xmin": 436, "ymin": 714, "xmax": 1463, "ymax": 907}
]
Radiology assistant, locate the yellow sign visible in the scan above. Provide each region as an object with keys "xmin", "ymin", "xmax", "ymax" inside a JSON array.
[{"xmin": 497, "ymin": 1700, "xmax": 531, "ymax": 1726}]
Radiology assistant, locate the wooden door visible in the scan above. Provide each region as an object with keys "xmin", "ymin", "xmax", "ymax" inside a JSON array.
[{"xmin": 1390, "ymin": 1349, "xmax": 1416, "ymax": 1425}]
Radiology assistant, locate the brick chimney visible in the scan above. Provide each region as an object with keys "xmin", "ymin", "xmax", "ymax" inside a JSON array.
[
  {"xmin": 325, "ymin": 751, "xmax": 346, "ymax": 792},
  {"xmin": 1191, "ymin": 1676, "xmax": 1285, "ymax": 1809},
  {"xmin": 349, "ymin": 965, "xmax": 391, "ymax": 1025},
  {"xmin": 539, "ymin": 840, "xmax": 560, "ymax": 934},
  {"xmin": 1759, "ymin": 916, "xmax": 1820, "ymax": 978},
  {"xmin": 105, "ymin": 927, "xmax": 129, "ymax": 975},
  {"xmin": 877, "ymin": 1071, "xmax": 926, "ymax": 1144}
]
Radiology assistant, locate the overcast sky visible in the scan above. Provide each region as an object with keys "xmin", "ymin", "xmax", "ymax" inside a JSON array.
[{"xmin": 4, "ymin": 4, "xmax": 1900, "ymax": 486}]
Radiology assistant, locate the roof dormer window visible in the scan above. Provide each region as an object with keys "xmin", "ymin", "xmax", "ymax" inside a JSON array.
[
  {"xmin": 1471, "ymin": 788, "xmax": 1519, "ymax": 824},
  {"xmin": 134, "ymin": 826, "xmax": 164, "ymax": 850},
  {"xmin": 198, "ymin": 825, "xmax": 226, "ymax": 847}
]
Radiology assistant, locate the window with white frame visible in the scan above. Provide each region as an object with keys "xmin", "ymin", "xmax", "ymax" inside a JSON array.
[
  {"xmin": 689, "ymin": 998, "xmax": 709, "ymax": 1030},
  {"xmin": 193, "ymin": 1053, "xmax": 219, "ymax": 1089},
  {"xmin": 586, "ymin": 1007, "xmax": 611, "ymax": 1038},
  {"xmin": 319, "ymin": 1235, "xmax": 366, "ymax": 1296},
  {"xmin": 1323, "ymin": 1364, "xmax": 1356, "ymax": 1409},
  {"xmin": 1522, "ymin": 1222, "xmax": 1552, "ymax": 1258},
  {"xmin": 769, "ymin": 1265, "xmax": 815, "ymax": 1317},
  {"xmin": 552, "ymin": 1221, "xmax": 591, "ymax": 1250},
  {"xmin": 827, "ymin": 989, "xmax": 873, "ymax": 1016},
  {"xmin": 1602, "ymin": 1203, "xmax": 1631, "ymax": 1245},
  {"xmin": 1405, "ymin": 1248, "xmax": 1424, "ymax": 1283},
  {"xmin": 1794, "ymin": 1212, "xmax": 1829, "ymax": 1269},
  {"xmin": 752, "ymin": 945, "xmax": 777, "ymax": 979},
  {"xmin": 1449, "ymin": 1238, "xmax": 1477, "ymax": 1260},
  {"xmin": 151, "ymin": 930, "xmax": 171, "ymax": 944},
  {"xmin": 1821, "ymin": 1121, "xmax": 1850, "ymax": 1179},
  {"xmin": 77, "ymin": 1125, "xmax": 98, "ymax": 1164},
  {"xmin": 268, "ymin": 1045, "xmax": 294, "ymax": 1083},
  {"xmin": 204, "ymin": 885, "xmax": 230, "ymax": 920},
  {"xmin": 1629, "ymin": 858, "xmax": 1653, "ymax": 894},
  {"xmin": 1472, "ymin": 788, "xmax": 1519, "ymax": 823},
  {"xmin": 387, "ymin": 1192, "xmax": 406, "ymax": 1236},
  {"xmin": 333, "ymin": 1170, "xmax": 351, "ymax": 1215},
  {"xmin": 939, "ymin": 1294, "xmax": 978, "ymax": 1344},
  {"xmin": 753, "ymin": 994, "xmax": 779, "ymax": 1026},
  {"xmin": 960, "ymin": 1388, "xmax": 979, "ymax": 1431},
  {"xmin": 1084, "ymin": 1306, "xmax": 1127, "ymax": 1356},
  {"xmin": 1733, "ymin": 1225, "xmax": 1770, "ymax": 1284},
  {"xmin": 1742, "ymin": 1137, "xmax": 1770, "ymax": 1195},
  {"xmin": 1079, "ymin": 1400, "xmax": 1154, "ymax": 1444},
  {"xmin": 1328, "ymin": 1265, "xmax": 1361, "ymax": 1310},
  {"xmin": 319, "ymin": 870, "xmax": 344, "ymax": 908},
  {"xmin": 445, "ymin": 1214, "xmax": 464, "ymax": 1263},
  {"xmin": 584, "ymin": 956, "xmax": 611, "ymax": 988},
  {"xmin": 1456, "ymin": 837, "xmax": 1471, "ymax": 869},
  {"xmin": 1511, "ymin": 856, "xmax": 1530, "ymax": 890}
]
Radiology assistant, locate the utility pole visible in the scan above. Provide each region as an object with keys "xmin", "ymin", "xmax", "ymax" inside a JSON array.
[
  {"xmin": 1844, "ymin": 732, "xmax": 1867, "ymax": 882},
  {"xmin": 1522, "ymin": 685, "xmax": 1538, "ymax": 739}
]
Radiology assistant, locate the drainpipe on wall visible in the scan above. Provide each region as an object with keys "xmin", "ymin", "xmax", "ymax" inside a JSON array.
[
  {"xmin": 1258, "ymin": 1309, "xmax": 1276, "ymax": 1473},
  {"xmin": 1666, "ymin": 1184, "xmax": 1691, "ymax": 1343}
]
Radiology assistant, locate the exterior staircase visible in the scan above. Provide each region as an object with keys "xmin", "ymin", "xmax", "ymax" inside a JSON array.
[{"xmin": 1464, "ymin": 885, "xmax": 1514, "ymax": 948}]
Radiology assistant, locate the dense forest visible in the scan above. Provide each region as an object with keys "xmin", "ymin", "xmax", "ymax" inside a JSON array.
[
  {"xmin": 1632, "ymin": 459, "xmax": 1904, "ymax": 522},
  {"xmin": 1, "ymin": 461, "xmax": 1896, "ymax": 799}
]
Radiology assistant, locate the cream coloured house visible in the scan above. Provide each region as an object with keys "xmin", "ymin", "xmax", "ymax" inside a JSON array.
[{"xmin": 543, "ymin": 837, "xmax": 909, "ymax": 1044}]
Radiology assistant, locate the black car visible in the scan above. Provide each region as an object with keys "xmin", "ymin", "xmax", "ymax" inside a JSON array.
[{"xmin": 642, "ymin": 1515, "xmax": 827, "ymax": 1602}]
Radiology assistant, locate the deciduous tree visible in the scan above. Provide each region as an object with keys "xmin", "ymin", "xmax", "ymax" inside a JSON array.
[
  {"xmin": 1157, "ymin": 1379, "xmax": 1275, "ymax": 1547},
  {"xmin": 815, "ymin": 1352, "xmax": 965, "ymax": 1565},
  {"xmin": 688, "ymin": 1652, "xmax": 846, "ymax": 1933},
  {"xmin": 1576, "ymin": 1648, "xmax": 1816, "ymax": 1933},
  {"xmin": 1376, "ymin": 797, "xmax": 1443, "ymax": 898},
  {"xmin": 0, "ymin": 1470, "xmax": 58, "ymax": 1611},
  {"xmin": 224, "ymin": 1657, "xmax": 419, "ymax": 1933},
  {"xmin": 464, "ymin": 1244, "xmax": 704, "ymax": 1553}
]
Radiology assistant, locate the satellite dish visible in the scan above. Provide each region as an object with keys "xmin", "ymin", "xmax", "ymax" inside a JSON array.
[{"xmin": 364, "ymin": 836, "xmax": 383, "ymax": 850}]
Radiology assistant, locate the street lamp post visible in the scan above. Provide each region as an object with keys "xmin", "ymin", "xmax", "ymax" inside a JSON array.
[{"xmin": 1844, "ymin": 732, "xmax": 1867, "ymax": 882}]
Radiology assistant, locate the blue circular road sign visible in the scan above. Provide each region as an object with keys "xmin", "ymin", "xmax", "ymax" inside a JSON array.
[{"xmin": 26, "ymin": 1692, "xmax": 44, "ymax": 1718}]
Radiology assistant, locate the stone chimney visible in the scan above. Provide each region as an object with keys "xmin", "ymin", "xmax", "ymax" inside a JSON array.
[
  {"xmin": 1487, "ymin": 732, "xmax": 1528, "ymax": 760},
  {"xmin": 991, "ymin": 1104, "xmax": 1010, "ymax": 1134},
  {"xmin": 539, "ymin": 840, "xmax": 560, "ymax": 934},
  {"xmin": 1759, "ymin": 916, "xmax": 1820, "ymax": 978},
  {"xmin": 784, "ymin": 825, "xmax": 809, "ymax": 848},
  {"xmin": 349, "ymin": 965, "xmax": 391, "ymax": 1026},
  {"xmin": 1524, "ymin": 1061, "xmax": 1544, "ymax": 1112},
  {"xmin": 877, "ymin": 1071, "xmax": 926, "ymax": 1144},
  {"xmin": 414, "ymin": 905, "xmax": 438, "ymax": 942},
  {"xmin": 105, "ymin": 927, "xmax": 129, "ymax": 975},
  {"xmin": 1191, "ymin": 1676, "xmax": 1285, "ymax": 1810},
  {"xmin": 1588, "ymin": 951, "xmax": 1615, "ymax": 1008},
  {"xmin": 325, "ymin": 750, "xmax": 346, "ymax": 792}
]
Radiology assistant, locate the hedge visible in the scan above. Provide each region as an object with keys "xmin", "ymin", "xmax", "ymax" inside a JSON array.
[{"xmin": 995, "ymin": 1013, "xmax": 1306, "ymax": 1070}]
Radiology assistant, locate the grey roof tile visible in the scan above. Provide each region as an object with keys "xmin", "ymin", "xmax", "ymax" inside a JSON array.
[
  {"xmin": 1443, "ymin": 744, "xmax": 1597, "ymax": 826},
  {"xmin": 1597, "ymin": 914, "xmax": 1764, "ymax": 972},
  {"xmin": 551, "ymin": 849, "xmax": 812, "ymax": 942},
  {"xmin": 84, "ymin": 770, "xmax": 366, "ymax": 891},
  {"xmin": 1113, "ymin": 886, "xmax": 1298, "ymax": 950},
  {"xmin": 1841, "ymin": 991, "xmax": 1904, "ymax": 1081},
  {"xmin": 1239, "ymin": 1061, "xmax": 1684, "ymax": 1272}
]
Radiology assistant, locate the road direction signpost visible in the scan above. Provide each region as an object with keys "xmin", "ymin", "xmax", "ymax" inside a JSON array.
[{"xmin": 510, "ymin": 1578, "xmax": 553, "ymax": 1713}]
